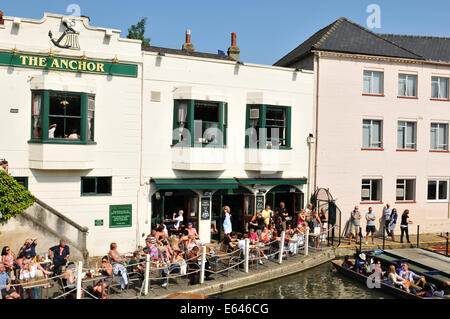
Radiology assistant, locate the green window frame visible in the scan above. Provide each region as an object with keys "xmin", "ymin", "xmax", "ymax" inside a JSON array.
[
  {"xmin": 13, "ymin": 177, "xmax": 29, "ymax": 190},
  {"xmin": 29, "ymin": 90, "xmax": 96, "ymax": 144},
  {"xmin": 245, "ymin": 105, "xmax": 291, "ymax": 149},
  {"xmin": 172, "ymin": 99, "xmax": 227, "ymax": 148},
  {"xmin": 81, "ymin": 177, "xmax": 112, "ymax": 196}
]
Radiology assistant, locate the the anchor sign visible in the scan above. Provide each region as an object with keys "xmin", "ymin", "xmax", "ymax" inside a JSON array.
[{"xmin": 48, "ymin": 20, "xmax": 80, "ymax": 50}]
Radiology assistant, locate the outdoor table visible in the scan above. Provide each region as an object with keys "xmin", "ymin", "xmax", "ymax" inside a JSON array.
[{"xmin": 20, "ymin": 277, "xmax": 50, "ymax": 299}]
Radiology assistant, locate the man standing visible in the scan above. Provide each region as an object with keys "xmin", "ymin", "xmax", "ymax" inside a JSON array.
[
  {"xmin": 278, "ymin": 202, "xmax": 289, "ymax": 231},
  {"xmin": 365, "ymin": 207, "xmax": 376, "ymax": 245},
  {"xmin": 48, "ymin": 240, "xmax": 70, "ymax": 275},
  {"xmin": 0, "ymin": 263, "xmax": 20, "ymax": 299},
  {"xmin": 348, "ymin": 206, "xmax": 361, "ymax": 244},
  {"xmin": 261, "ymin": 205, "xmax": 273, "ymax": 227},
  {"xmin": 383, "ymin": 204, "xmax": 392, "ymax": 238}
]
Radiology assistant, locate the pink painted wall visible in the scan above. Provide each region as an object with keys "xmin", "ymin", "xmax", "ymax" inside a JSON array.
[{"xmin": 315, "ymin": 55, "xmax": 450, "ymax": 234}]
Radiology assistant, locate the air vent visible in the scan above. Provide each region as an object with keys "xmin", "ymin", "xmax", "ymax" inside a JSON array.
[{"xmin": 151, "ymin": 91, "xmax": 161, "ymax": 102}]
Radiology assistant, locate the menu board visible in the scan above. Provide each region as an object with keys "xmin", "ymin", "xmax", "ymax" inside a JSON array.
[
  {"xmin": 256, "ymin": 195, "xmax": 265, "ymax": 212},
  {"xmin": 201, "ymin": 197, "xmax": 211, "ymax": 220},
  {"xmin": 109, "ymin": 204, "xmax": 132, "ymax": 228}
]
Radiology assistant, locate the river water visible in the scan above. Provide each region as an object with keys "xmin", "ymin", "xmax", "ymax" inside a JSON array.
[{"xmin": 219, "ymin": 262, "xmax": 392, "ymax": 299}]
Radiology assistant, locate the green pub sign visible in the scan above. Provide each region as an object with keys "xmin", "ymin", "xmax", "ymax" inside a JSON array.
[
  {"xmin": 109, "ymin": 204, "xmax": 132, "ymax": 228},
  {"xmin": 94, "ymin": 219, "xmax": 104, "ymax": 226}
]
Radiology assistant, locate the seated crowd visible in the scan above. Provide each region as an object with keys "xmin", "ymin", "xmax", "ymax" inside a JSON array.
[{"xmin": 342, "ymin": 252, "xmax": 450, "ymax": 297}]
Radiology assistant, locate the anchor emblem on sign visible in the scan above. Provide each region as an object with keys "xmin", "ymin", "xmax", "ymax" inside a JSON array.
[{"xmin": 48, "ymin": 18, "xmax": 80, "ymax": 50}]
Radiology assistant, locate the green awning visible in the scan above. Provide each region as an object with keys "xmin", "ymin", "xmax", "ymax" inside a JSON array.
[
  {"xmin": 152, "ymin": 178, "xmax": 239, "ymax": 190},
  {"xmin": 237, "ymin": 178, "xmax": 307, "ymax": 186}
]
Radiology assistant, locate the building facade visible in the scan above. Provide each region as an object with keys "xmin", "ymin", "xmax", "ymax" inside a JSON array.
[
  {"xmin": 275, "ymin": 17, "xmax": 450, "ymax": 234},
  {"xmin": 0, "ymin": 13, "xmax": 314, "ymax": 255}
]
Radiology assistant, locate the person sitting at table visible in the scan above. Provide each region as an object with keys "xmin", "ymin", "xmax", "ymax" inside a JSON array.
[
  {"xmin": 0, "ymin": 262, "xmax": 20, "ymax": 299},
  {"xmin": 185, "ymin": 235, "xmax": 198, "ymax": 251},
  {"xmin": 127, "ymin": 251, "xmax": 145, "ymax": 277},
  {"xmin": 19, "ymin": 259, "xmax": 52, "ymax": 299},
  {"xmin": 17, "ymin": 237, "xmax": 38, "ymax": 267},
  {"xmin": 166, "ymin": 210, "xmax": 184, "ymax": 235},
  {"xmin": 248, "ymin": 228, "xmax": 259, "ymax": 245},
  {"xmin": 260, "ymin": 226, "xmax": 272, "ymax": 245},
  {"xmin": 186, "ymin": 222, "xmax": 199, "ymax": 240},
  {"xmin": 161, "ymin": 250, "xmax": 185, "ymax": 288},
  {"xmin": 108, "ymin": 242, "xmax": 128, "ymax": 265},
  {"xmin": 93, "ymin": 256, "xmax": 113, "ymax": 299},
  {"xmin": 142, "ymin": 237, "xmax": 159, "ymax": 262},
  {"xmin": 28, "ymin": 258, "xmax": 53, "ymax": 289},
  {"xmin": 48, "ymin": 240, "xmax": 70, "ymax": 276},
  {"xmin": 222, "ymin": 232, "xmax": 237, "ymax": 253},
  {"xmin": 60, "ymin": 262, "xmax": 77, "ymax": 299},
  {"xmin": 2, "ymin": 246, "xmax": 19, "ymax": 279}
]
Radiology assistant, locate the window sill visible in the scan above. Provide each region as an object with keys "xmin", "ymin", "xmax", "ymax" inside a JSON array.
[
  {"xmin": 361, "ymin": 148, "xmax": 384, "ymax": 151},
  {"xmin": 171, "ymin": 144, "xmax": 227, "ymax": 149},
  {"xmin": 245, "ymin": 147, "xmax": 293, "ymax": 150},
  {"xmin": 397, "ymin": 96, "xmax": 418, "ymax": 100},
  {"xmin": 430, "ymin": 98, "xmax": 450, "ymax": 102},
  {"xmin": 429, "ymin": 150, "xmax": 449, "ymax": 153},
  {"xmin": 81, "ymin": 193, "xmax": 112, "ymax": 197},
  {"xmin": 360, "ymin": 202, "xmax": 383, "ymax": 205},
  {"xmin": 395, "ymin": 201, "xmax": 416, "ymax": 204},
  {"xmin": 427, "ymin": 200, "xmax": 449, "ymax": 203},
  {"xmin": 28, "ymin": 139, "xmax": 97, "ymax": 145},
  {"xmin": 362, "ymin": 93, "xmax": 384, "ymax": 97},
  {"xmin": 396, "ymin": 149, "xmax": 417, "ymax": 152}
]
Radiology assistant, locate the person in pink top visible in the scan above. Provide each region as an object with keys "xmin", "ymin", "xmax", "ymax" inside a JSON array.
[{"xmin": 248, "ymin": 228, "xmax": 259, "ymax": 244}]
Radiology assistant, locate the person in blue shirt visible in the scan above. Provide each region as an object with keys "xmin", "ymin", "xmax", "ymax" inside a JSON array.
[
  {"xmin": 0, "ymin": 263, "xmax": 20, "ymax": 299},
  {"xmin": 389, "ymin": 209, "xmax": 399, "ymax": 241},
  {"xmin": 48, "ymin": 240, "xmax": 70, "ymax": 276},
  {"xmin": 17, "ymin": 237, "xmax": 38, "ymax": 267}
]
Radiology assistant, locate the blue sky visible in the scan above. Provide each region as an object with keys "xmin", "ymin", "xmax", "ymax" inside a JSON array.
[{"xmin": 2, "ymin": 0, "xmax": 450, "ymax": 65}]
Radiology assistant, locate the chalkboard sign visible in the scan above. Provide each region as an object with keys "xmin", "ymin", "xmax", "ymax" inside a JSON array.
[
  {"xmin": 256, "ymin": 195, "xmax": 265, "ymax": 212},
  {"xmin": 201, "ymin": 197, "xmax": 211, "ymax": 220}
]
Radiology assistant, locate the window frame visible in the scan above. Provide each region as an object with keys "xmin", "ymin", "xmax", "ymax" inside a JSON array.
[
  {"xmin": 361, "ymin": 179, "xmax": 382, "ymax": 203},
  {"xmin": 172, "ymin": 99, "xmax": 227, "ymax": 148},
  {"xmin": 427, "ymin": 179, "xmax": 449, "ymax": 202},
  {"xmin": 245, "ymin": 104, "xmax": 292, "ymax": 150},
  {"xmin": 362, "ymin": 119, "xmax": 383, "ymax": 149},
  {"xmin": 29, "ymin": 90, "xmax": 96, "ymax": 145},
  {"xmin": 398, "ymin": 74, "xmax": 418, "ymax": 98},
  {"xmin": 396, "ymin": 179, "xmax": 415, "ymax": 202},
  {"xmin": 431, "ymin": 76, "xmax": 449, "ymax": 100},
  {"xmin": 430, "ymin": 123, "xmax": 449, "ymax": 151},
  {"xmin": 13, "ymin": 177, "xmax": 29, "ymax": 190},
  {"xmin": 397, "ymin": 121, "xmax": 417, "ymax": 150},
  {"xmin": 363, "ymin": 70, "xmax": 384, "ymax": 95},
  {"xmin": 81, "ymin": 176, "xmax": 112, "ymax": 196}
]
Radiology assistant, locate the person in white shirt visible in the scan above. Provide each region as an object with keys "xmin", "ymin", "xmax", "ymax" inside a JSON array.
[
  {"xmin": 48, "ymin": 124, "xmax": 57, "ymax": 138},
  {"xmin": 167, "ymin": 210, "xmax": 184, "ymax": 235},
  {"xmin": 68, "ymin": 129, "xmax": 80, "ymax": 139}
]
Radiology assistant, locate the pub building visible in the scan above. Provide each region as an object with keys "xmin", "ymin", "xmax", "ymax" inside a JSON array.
[{"xmin": 0, "ymin": 12, "xmax": 314, "ymax": 255}]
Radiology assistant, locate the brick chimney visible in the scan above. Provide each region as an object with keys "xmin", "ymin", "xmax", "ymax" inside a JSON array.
[
  {"xmin": 182, "ymin": 29, "xmax": 194, "ymax": 52},
  {"xmin": 0, "ymin": 11, "xmax": 4, "ymax": 25},
  {"xmin": 227, "ymin": 32, "xmax": 240, "ymax": 61}
]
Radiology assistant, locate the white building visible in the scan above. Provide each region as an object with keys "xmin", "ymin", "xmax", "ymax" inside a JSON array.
[{"xmin": 0, "ymin": 13, "xmax": 314, "ymax": 256}]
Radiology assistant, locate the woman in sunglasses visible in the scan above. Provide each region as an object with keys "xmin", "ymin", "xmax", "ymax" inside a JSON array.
[{"xmin": 93, "ymin": 256, "xmax": 113, "ymax": 299}]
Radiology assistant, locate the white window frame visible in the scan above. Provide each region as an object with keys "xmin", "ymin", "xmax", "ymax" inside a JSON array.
[
  {"xmin": 431, "ymin": 76, "xmax": 449, "ymax": 100},
  {"xmin": 361, "ymin": 179, "xmax": 382, "ymax": 202},
  {"xmin": 397, "ymin": 121, "xmax": 417, "ymax": 150},
  {"xmin": 430, "ymin": 123, "xmax": 448, "ymax": 151},
  {"xmin": 398, "ymin": 74, "xmax": 418, "ymax": 97},
  {"xmin": 427, "ymin": 179, "xmax": 449, "ymax": 202},
  {"xmin": 363, "ymin": 70, "xmax": 384, "ymax": 95},
  {"xmin": 362, "ymin": 119, "xmax": 383, "ymax": 149},
  {"xmin": 396, "ymin": 179, "xmax": 415, "ymax": 202}
]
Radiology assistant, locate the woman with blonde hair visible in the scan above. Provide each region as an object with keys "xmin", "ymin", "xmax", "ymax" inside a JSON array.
[
  {"xmin": 388, "ymin": 264, "xmax": 410, "ymax": 293},
  {"xmin": 222, "ymin": 206, "xmax": 232, "ymax": 235},
  {"xmin": 108, "ymin": 242, "xmax": 128, "ymax": 264}
]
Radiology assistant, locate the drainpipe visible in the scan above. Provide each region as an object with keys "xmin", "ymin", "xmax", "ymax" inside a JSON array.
[
  {"xmin": 136, "ymin": 52, "xmax": 145, "ymax": 248},
  {"xmin": 313, "ymin": 52, "xmax": 320, "ymax": 196}
]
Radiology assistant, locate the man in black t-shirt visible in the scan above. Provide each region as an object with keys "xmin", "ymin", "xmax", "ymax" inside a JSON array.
[
  {"xmin": 278, "ymin": 202, "xmax": 289, "ymax": 231},
  {"xmin": 222, "ymin": 232, "xmax": 238, "ymax": 253}
]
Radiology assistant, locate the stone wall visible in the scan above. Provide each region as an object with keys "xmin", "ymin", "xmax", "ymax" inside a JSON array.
[{"xmin": 0, "ymin": 199, "xmax": 89, "ymax": 262}]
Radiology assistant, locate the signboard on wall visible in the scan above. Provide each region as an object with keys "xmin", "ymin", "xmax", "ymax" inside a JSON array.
[
  {"xmin": 109, "ymin": 204, "xmax": 132, "ymax": 228},
  {"xmin": 201, "ymin": 197, "xmax": 211, "ymax": 220},
  {"xmin": 256, "ymin": 195, "xmax": 265, "ymax": 212}
]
